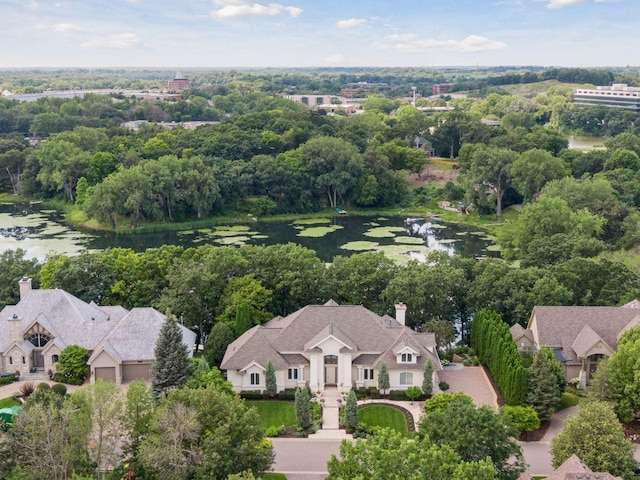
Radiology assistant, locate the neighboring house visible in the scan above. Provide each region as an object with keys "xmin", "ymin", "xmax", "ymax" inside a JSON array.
[
  {"xmin": 513, "ymin": 301, "xmax": 640, "ymax": 387},
  {"xmin": 221, "ymin": 300, "xmax": 442, "ymax": 394},
  {"xmin": 518, "ymin": 454, "xmax": 622, "ymax": 480},
  {"xmin": 0, "ymin": 278, "xmax": 196, "ymax": 385}
]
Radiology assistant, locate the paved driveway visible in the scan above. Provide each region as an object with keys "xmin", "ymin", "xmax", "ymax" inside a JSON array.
[{"xmin": 437, "ymin": 365, "xmax": 498, "ymax": 408}]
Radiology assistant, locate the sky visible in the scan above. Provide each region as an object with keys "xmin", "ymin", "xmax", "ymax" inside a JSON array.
[{"xmin": 0, "ymin": 0, "xmax": 637, "ymax": 68}]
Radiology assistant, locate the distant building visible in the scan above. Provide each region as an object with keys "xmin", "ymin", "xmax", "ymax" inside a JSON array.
[
  {"xmin": 283, "ymin": 94, "xmax": 358, "ymax": 115},
  {"xmin": 432, "ymin": 83, "xmax": 454, "ymax": 95},
  {"xmin": 574, "ymin": 84, "xmax": 640, "ymax": 111},
  {"xmin": 167, "ymin": 71, "xmax": 190, "ymax": 91}
]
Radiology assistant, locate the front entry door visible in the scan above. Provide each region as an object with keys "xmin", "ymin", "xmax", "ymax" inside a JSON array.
[
  {"xmin": 32, "ymin": 351, "xmax": 44, "ymax": 369},
  {"xmin": 324, "ymin": 366, "xmax": 337, "ymax": 385}
]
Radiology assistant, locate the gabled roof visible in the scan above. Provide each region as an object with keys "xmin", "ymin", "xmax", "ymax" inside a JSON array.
[
  {"xmin": 222, "ymin": 301, "xmax": 441, "ymax": 374},
  {"xmin": 529, "ymin": 306, "xmax": 640, "ymax": 363},
  {"xmin": 510, "ymin": 323, "xmax": 534, "ymax": 343},
  {"xmin": 571, "ymin": 325, "xmax": 613, "ymax": 359},
  {"xmin": 546, "ymin": 454, "xmax": 621, "ymax": 480},
  {"xmin": 0, "ymin": 289, "xmax": 128, "ymax": 352},
  {"xmin": 88, "ymin": 308, "xmax": 196, "ymax": 363}
]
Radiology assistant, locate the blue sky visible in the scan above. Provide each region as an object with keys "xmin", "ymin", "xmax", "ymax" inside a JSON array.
[{"xmin": 0, "ymin": 0, "xmax": 636, "ymax": 68}]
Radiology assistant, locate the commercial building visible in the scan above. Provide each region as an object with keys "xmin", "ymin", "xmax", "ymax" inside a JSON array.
[{"xmin": 573, "ymin": 84, "xmax": 640, "ymax": 111}]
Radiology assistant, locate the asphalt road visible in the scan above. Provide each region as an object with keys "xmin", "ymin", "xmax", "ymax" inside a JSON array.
[{"xmin": 272, "ymin": 437, "xmax": 558, "ymax": 479}]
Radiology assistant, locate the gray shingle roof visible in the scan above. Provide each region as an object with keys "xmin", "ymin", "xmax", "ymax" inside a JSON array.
[
  {"xmin": 89, "ymin": 308, "xmax": 196, "ymax": 363},
  {"xmin": 546, "ymin": 454, "xmax": 621, "ymax": 480},
  {"xmin": 0, "ymin": 289, "xmax": 126, "ymax": 352},
  {"xmin": 530, "ymin": 306, "xmax": 640, "ymax": 363},
  {"xmin": 221, "ymin": 302, "xmax": 440, "ymax": 373}
]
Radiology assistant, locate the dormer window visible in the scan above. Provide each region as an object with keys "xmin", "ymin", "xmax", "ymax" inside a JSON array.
[{"xmin": 401, "ymin": 353, "xmax": 413, "ymax": 363}]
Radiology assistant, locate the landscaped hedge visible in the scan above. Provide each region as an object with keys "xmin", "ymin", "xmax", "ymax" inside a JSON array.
[
  {"xmin": 239, "ymin": 390, "xmax": 268, "ymax": 400},
  {"xmin": 389, "ymin": 390, "xmax": 408, "ymax": 401},
  {"xmin": 0, "ymin": 373, "xmax": 16, "ymax": 386},
  {"xmin": 470, "ymin": 309, "xmax": 527, "ymax": 405},
  {"xmin": 278, "ymin": 388, "xmax": 297, "ymax": 400}
]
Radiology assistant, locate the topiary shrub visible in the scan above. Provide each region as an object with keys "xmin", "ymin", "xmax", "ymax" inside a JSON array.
[
  {"xmin": 51, "ymin": 383, "xmax": 67, "ymax": 396},
  {"xmin": 36, "ymin": 382, "xmax": 50, "ymax": 392}
]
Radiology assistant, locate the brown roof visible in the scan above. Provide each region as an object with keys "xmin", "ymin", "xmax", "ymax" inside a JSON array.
[
  {"xmin": 530, "ymin": 306, "xmax": 640, "ymax": 362},
  {"xmin": 546, "ymin": 454, "xmax": 621, "ymax": 480}
]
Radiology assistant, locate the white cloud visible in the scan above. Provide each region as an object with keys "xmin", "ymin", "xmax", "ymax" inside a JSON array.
[
  {"xmin": 378, "ymin": 34, "xmax": 506, "ymax": 54},
  {"xmin": 210, "ymin": 1, "xmax": 302, "ymax": 19},
  {"xmin": 336, "ymin": 18, "xmax": 366, "ymax": 29},
  {"xmin": 53, "ymin": 23, "xmax": 85, "ymax": 34},
  {"xmin": 81, "ymin": 33, "xmax": 144, "ymax": 50},
  {"xmin": 544, "ymin": 0, "xmax": 586, "ymax": 8}
]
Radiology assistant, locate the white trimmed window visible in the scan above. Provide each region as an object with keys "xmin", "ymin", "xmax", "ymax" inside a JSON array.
[
  {"xmin": 363, "ymin": 368, "xmax": 374, "ymax": 380},
  {"xmin": 288, "ymin": 368, "xmax": 299, "ymax": 380},
  {"xmin": 401, "ymin": 353, "xmax": 413, "ymax": 363},
  {"xmin": 400, "ymin": 372, "xmax": 413, "ymax": 386},
  {"xmin": 250, "ymin": 372, "xmax": 260, "ymax": 385}
]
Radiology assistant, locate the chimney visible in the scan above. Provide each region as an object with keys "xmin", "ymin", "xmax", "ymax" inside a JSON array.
[
  {"xmin": 395, "ymin": 303, "xmax": 406, "ymax": 326},
  {"xmin": 19, "ymin": 277, "xmax": 32, "ymax": 300}
]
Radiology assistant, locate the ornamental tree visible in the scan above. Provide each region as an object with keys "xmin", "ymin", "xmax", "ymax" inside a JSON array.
[
  {"xmin": 55, "ymin": 344, "xmax": 90, "ymax": 385},
  {"xmin": 551, "ymin": 401, "xmax": 636, "ymax": 478},
  {"xmin": 377, "ymin": 362, "xmax": 390, "ymax": 395},
  {"xmin": 294, "ymin": 387, "xmax": 311, "ymax": 430},
  {"xmin": 265, "ymin": 360, "xmax": 277, "ymax": 398},
  {"xmin": 422, "ymin": 359, "xmax": 434, "ymax": 397},
  {"xmin": 344, "ymin": 390, "xmax": 359, "ymax": 433}
]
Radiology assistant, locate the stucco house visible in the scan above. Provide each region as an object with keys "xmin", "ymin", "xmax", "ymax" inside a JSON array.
[
  {"xmin": 221, "ymin": 300, "xmax": 442, "ymax": 394},
  {"xmin": 512, "ymin": 301, "xmax": 640, "ymax": 387},
  {"xmin": 0, "ymin": 278, "xmax": 196, "ymax": 385}
]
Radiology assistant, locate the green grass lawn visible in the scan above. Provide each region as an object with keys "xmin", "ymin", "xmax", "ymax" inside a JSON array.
[
  {"xmin": 559, "ymin": 392, "xmax": 580, "ymax": 410},
  {"xmin": 0, "ymin": 398, "xmax": 20, "ymax": 409},
  {"xmin": 245, "ymin": 401, "xmax": 296, "ymax": 429},
  {"xmin": 358, "ymin": 405, "xmax": 408, "ymax": 435},
  {"xmin": 263, "ymin": 473, "xmax": 287, "ymax": 480}
]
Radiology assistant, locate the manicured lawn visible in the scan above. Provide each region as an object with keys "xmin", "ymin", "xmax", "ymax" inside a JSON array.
[
  {"xmin": 0, "ymin": 398, "xmax": 20, "ymax": 409},
  {"xmin": 245, "ymin": 401, "xmax": 296, "ymax": 429},
  {"xmin": 559, "ymin": 392, "xmax": 580, "ymax": 410},
  {"xmin": 358, "ymin": 405, "xmax": 408, "ymax": 435},
  {"xmin": 264, "ymin": 474, "xmax": 287, "ymax": 480}
]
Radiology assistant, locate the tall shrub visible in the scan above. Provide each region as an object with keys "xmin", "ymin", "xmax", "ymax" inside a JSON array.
[
  {"xmin": 152, "ymin": 313, "xmax": 193, "ymax": 401},
  {"xmin": 54, "ymin": 345, "xmax": 89, "ymax": 385},
  {"xmin": 422, "ymin": 359, "xmax": 434, "ymax": 396},
  {"xmin": 294, "ymin": 387, "xmax": 310, "ymax": 429},
  {"xmin": 344, "ymin": 390, "xmax": 358, "ymax": 433},
  {"xmin": 377, "ymin": 362, "xmax": 390, "ymax": 395},
  {"xmin": 265, "ymin": 360, "xmax": 276, "ymax": 398},
  {"xmin": 470, "ymin": 309, "xmax": 526, "ymax": 405}
]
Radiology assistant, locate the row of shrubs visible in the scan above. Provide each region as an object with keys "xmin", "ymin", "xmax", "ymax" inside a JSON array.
[
  {"xmin": 13, "ymin": 381, "xmax": 68, "ymax": 398},
  {"xmin": 239, "ymin": 387, "xmax": 312, "ymax": 401},
  {"xmin": 353, "ymin": 387, "xmax": 382, "ymax": 400},
  {"xmin": 0, "ymin": 373, "xmax": 16, "ymax": 386}
]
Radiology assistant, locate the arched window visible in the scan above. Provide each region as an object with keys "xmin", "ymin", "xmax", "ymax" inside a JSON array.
[
  {"xmin": 27, "ymin": 333, "xmax": 50, "ymax": 348},
  {"xmin": 52, "ymin": 354, "xmax": 59, "ymax": 363},
  {"xmin": 324, "ymin": 355, "xmax": 338, "ymax": 365},
  {"xmin": 400, "ymin": 372, "xmax": 413, "ymax": 386}
]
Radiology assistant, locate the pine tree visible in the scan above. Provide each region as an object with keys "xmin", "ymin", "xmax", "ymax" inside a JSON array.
[
  {"xmin": 294, "ymin": 387, "xmax": 310, "ymax": 429},
  {"xmin": 422, "ymin": 359, "xmax": 434, "ymax": 396},
  {"xmin": 378, "ymin": 362, "xmax": 390, "ymax": 395},
  {"xmin": 265, "ymin": 360, "xmax": 277, "ymax": 398},
  {"xmin": 344, "ymin": 389, "xmax": 359, "ymax": 433},
  {"xmin": 151, "ymin": 313, "xmax": 193, "ymax": 401},
  {"xmin": 525, "ymin": 347, "xmax": 562, "ymax": 421}
]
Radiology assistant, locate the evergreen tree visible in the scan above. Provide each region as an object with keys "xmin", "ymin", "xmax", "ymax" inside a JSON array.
[
  {"xmin": 422, "ymin": 359, "xmax": 434, "ymax": 396},
  {"xmin": 205, "ymin": 322, "xmax": 235, "ymax": 367},
  {"xmin": 344, "ymin": 390, "xmax": 359, "ymax": 433},
  {"xmin": 152, "ymin": 313, "xmax": 193, "ymax": 401},
  {"xmin": 525, "ymin": 347, "xmax": 562, "ymax": 421},
  {"xmin": 265, "ymin": 360, "xmax": 277, "ymax": 398},
  {"xmin": 378, "ymin": 362, "xmax": 390, "ymax": 395},
  {"xmin": 235, "ymin": 302, "xmax": 252, "ymax": 337},
  {"xmin": 294, "ymin": 387, "xmax": 310, "ymax": 429}
]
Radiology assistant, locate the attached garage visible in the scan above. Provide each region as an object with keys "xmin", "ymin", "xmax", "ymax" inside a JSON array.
[
  {"xmin": 122, "ymin": 363, "xmax": 152, "ymax": 382},
  {"xmin": 95, "ymin": 367, "xmax": 116, "ymax": 382}
]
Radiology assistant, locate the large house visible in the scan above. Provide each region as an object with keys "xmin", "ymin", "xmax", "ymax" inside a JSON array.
[
  {"xmin": 0, "ymin": 278, "xmax": 196, "ymax": 385},
  {"xmin": 512, "ymin": 301, "xmax": 640, "ymax": 387},
  {"xmin": 221, "ymin": 300, "xmax": 442, "ymax": 394}
]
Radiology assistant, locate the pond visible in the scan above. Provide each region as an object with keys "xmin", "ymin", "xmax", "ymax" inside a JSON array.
[
  {"xmin": 567, "ymin": 135, "xmax": 607, "ymax": 150},
  {"xmin": 0, "ymin": 204, "xmax": 499, "ymax": 263}
]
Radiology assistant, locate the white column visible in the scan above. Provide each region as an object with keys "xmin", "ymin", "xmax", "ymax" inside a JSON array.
[
  {"xmin": 342, "ymin": 353, "xmax": 353, "ymax": 392},
  {"xmin": 309, "ymin": 354, "xmax": 318, "ymax": 391}
]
